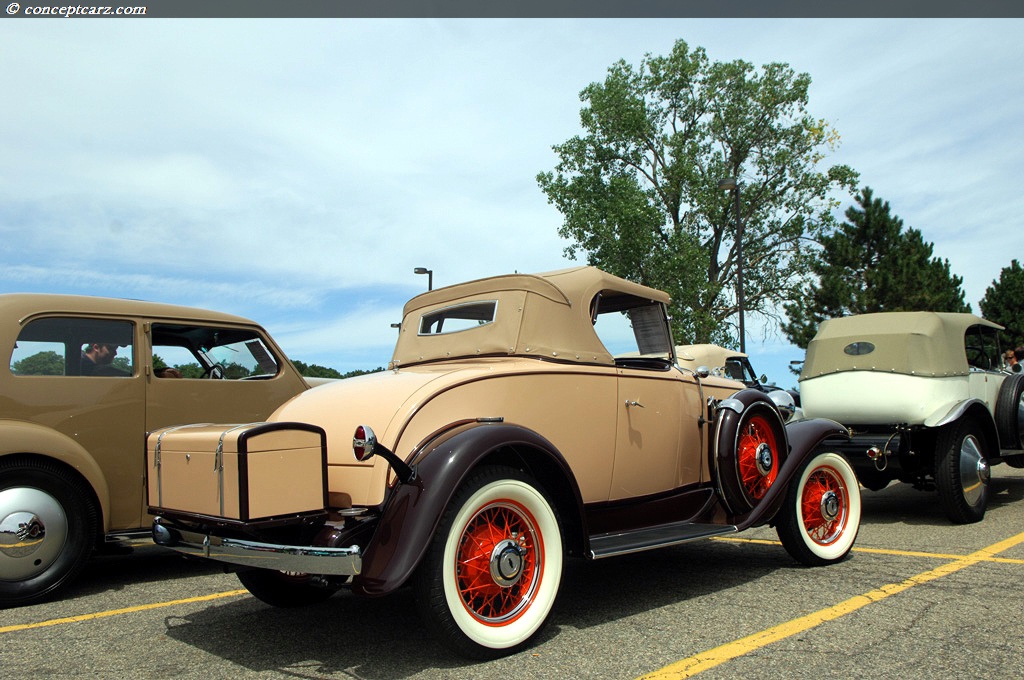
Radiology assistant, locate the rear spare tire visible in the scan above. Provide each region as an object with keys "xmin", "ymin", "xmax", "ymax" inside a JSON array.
[{"xmin": 995, "ymin": 373, "xmax": 1024, "ymax": 452}]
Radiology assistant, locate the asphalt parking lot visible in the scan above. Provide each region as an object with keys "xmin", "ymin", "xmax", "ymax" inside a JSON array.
[{"xmin": 3, "ymin": 467, "xmax": 1023, "ymax": 680}]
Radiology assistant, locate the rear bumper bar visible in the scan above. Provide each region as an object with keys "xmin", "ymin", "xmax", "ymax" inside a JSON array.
[{"xmin": 152, "ymin": 517, "xmax": 362, "ymax": 576}]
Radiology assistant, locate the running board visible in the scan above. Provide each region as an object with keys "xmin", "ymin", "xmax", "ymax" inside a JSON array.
[{"xmin": 588, "ymin": 522, "xmax": 738, "ymax": 559}]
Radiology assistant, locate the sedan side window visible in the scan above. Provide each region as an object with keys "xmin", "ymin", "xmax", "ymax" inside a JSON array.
[
  {"xmin": 151, "ymin": 324, "xmax": 281, "ymax": 379},
  {"xmin": 11, "ymin": 317, "xmax": 134, "ymax": 377}
]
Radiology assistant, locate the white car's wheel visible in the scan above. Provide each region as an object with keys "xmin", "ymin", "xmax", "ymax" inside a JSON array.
[
  {"xmin": 414, "ymin": 466, "xmax": 562, "ymax": 659},
  {"xmin": 935, "ymin": 420, "xmax": 990, "ymax": 524},
  {"xmin": 776, "ymin": 452, "xmax": 861, "ymax": 566}
]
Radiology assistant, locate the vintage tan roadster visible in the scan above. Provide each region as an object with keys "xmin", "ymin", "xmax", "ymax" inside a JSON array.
[{"xmin": 149, "ymin": 267, "xmax": 860, "ymax": 658}]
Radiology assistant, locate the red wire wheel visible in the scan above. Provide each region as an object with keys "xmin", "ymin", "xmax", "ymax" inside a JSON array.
[
  {"xmin": 455, "ymin": 499, "xmax": 542, "ymax": 624},
  {"xmin": 799, "ymin": 465, "xmax": 850, "ymax": 545},
  {"xmin": 415, "ymin": 467, "xmax": 563, "ymax": 658},
  {"xmin": 736, "ymin": 413, "xmax": 780, "ymax": 502},
  {"xmin": 776, "ymin": 452, "xmax": 861, "ymax": 566}
]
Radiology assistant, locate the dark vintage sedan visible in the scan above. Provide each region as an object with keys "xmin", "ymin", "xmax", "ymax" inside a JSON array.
[{"xmin": 149, "ymin": 267, "xmax": 861, "ymax": 658}]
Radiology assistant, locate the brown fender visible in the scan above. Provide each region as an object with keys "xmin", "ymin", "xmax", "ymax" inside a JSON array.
[
  {"xmin": 351, "ymin": 420, "xmax": 583, "ymax": 597},
  {"xmin": 712, "ymin": 389, "xmax": 788, "ymax": 515},
  {"xmin": 734, "ymin": 416, "xmax": 850, "ymax": 531}
]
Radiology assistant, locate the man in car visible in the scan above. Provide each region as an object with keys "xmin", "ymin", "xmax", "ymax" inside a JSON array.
[{"xmin": 81, "ymin": 342, "xmax": 129, "ymax": 376}]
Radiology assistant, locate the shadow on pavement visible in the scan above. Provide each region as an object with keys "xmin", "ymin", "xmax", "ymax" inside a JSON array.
[{"xmin": 161, "ymin": 537, "xmax": 795, "ymax": 678}]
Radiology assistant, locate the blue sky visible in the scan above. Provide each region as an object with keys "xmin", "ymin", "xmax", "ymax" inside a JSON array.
[{"xmin": 2, "ymin": 19, "xmax": 1022, "ymax": 387}]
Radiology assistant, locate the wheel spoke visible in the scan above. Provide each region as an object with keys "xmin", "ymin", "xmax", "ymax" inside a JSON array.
[
  {"xmin": 455, "ymin": 500, "xmax": 540, "ymax": 622},
  {"xmin": 737, "ymin": 416, "xmax": 779, "ymax": 500},
  {"xmin": 801, "ymin": 468, "xmax": 847, "ymax": 545}
]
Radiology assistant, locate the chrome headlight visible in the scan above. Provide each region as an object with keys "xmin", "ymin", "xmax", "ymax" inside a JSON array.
[{"xmin": 768, "ymin": 389, "xmax": 797, "ymax": 423}]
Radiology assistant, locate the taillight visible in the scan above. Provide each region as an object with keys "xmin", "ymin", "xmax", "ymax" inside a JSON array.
[{"xmin": 353, "ymin": 425, "xmax": 377, "ymax": 461}]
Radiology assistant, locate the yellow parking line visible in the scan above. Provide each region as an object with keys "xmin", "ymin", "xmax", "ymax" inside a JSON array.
[
  {"xmin": 714, "ymin": 535, "xmax": 1024, "ymax": 564},
  {"xmin": 0, "ymin": 589, "xmax": 248, "ymax": 635},
  {"xmin": 642, "ymin": 531, "xmax": 1024, "ymax": 679}
]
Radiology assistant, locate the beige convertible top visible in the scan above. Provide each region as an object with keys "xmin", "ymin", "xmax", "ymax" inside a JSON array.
[
  {"xmin": 676, "ymin": 344, "xmax": 746, "ymax": 368},
  {"xmin": 801, "ymin": 311, "xmax": 1002, "ymax": 379},
  {"xmin": 391, "ymin": 266, "xmax": 670, "ymax": 368}
]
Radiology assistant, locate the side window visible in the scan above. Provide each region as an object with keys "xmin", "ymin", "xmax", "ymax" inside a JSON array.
[
  {"xmin": 592, "ymin": 293, "xmax": 673, "ymax": 365},
  {"xmin": 11, "ymin": 317, "xmax": 134, "ymax": 377},
  {"xmin": 151, "ymin": 324, "xmax": 280, "ymax": 379},
  {"xmin": 724, "ymin": 358, "xmax": 749, "ymax": 382},
  {"xmin": 964, "ymin": 325, "xmax": 1000, "ymax": 371},
  {"xmin": 419, "ymin": 301, "xmax": 497, "ymax": 335}
]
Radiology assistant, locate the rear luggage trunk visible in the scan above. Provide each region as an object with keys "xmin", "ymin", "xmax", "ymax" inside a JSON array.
[{"xmin": 147, "ymin": 421, "xmax": 328, "ymax": 524}]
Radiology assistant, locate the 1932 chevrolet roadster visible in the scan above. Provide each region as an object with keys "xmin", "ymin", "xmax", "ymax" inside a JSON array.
[{"xmin": 149, "ymin": 267, "xmax": 861, "ymax": 658}]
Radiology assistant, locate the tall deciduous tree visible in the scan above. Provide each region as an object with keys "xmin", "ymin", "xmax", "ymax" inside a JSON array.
[
  {"xmin": 783, "ymin": 187, "xmax": 971, "ymax": 348},
  {"xmin": 11, "ymin": 351, "xmax": 64, "ymax": 376},
  {"xmin": 980, "ymin": 259, "xmax": 1024, "ymax": 349},
  {"xmin": 537, "ymin": 39, "xmax": 857, "ymax": 345}
]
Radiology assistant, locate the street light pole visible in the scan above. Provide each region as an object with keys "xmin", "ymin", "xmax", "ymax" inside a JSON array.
[
  {"xmin": 718, "ymin": 177, "xmax": 745, "ymax": 353},
  {"xmin": 414, "ymin": 267, "xmax": 433, "ymax": 291}
]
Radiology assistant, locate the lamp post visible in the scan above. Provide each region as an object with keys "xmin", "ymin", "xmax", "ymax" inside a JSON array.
[
  {"xmin": 414, "ymin": 267, "xmax": 433, "ymax": 291},
  {"xmin": 718, "ymin": 177, "xmax": 745, "ymax": 353}
]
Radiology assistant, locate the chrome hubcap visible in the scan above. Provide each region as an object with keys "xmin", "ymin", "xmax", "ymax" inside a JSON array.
[
  {"xmin": 755, "ymin": 443, "xmax": 774, "ymax": 476},
  {"xmin": 959, "ymin": 435, "xmax": 989, "ymax": 507},
  {"xmin": 820, "ymin": 490, "xmax": 840, "ymax": 522},
  {"xmin": 0, "ymin": 487, "xmax": 68, "ymax": 581},
  {"xmin": 489, "ymin": 538, "xmax": 527, "ymax": 587}
]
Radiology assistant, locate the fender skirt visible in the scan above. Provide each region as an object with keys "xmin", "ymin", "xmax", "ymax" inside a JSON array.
[{"xmin": 351, "ymin": 421, "xmax": 580, "ymax": 597}]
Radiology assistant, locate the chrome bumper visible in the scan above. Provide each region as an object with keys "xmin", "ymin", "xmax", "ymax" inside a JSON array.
[{"xmin": 152, "ymin": 517, "xmax": 361, "ymax": 576}]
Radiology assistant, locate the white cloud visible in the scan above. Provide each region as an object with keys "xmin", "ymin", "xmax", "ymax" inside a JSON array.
[{"xmin": 3, "ymin": 18, "xmax": 1022, "ymax": 373}]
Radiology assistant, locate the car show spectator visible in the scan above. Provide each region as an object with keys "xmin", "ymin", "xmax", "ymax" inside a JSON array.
[{"xmin": 80, "ymin": 342, "xmax": 129, "ymax": 376}]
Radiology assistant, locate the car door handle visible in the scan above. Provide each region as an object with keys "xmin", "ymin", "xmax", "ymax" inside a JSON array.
[{"xmin": 625, "ymin": 400, "xmax": 645, "ymax": 408}]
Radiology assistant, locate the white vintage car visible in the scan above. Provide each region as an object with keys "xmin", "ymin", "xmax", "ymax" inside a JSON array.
[{"xmin": 800, "ymin": 311, "xmax": 1024, "ymax": 523}]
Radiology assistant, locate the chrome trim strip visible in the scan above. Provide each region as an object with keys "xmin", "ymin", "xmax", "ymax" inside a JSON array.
[
  {"xmin": 717, "ymin": 397, "xmax": 745, "ymax": 414},
  {"xmin": 153, "ymin": 519, "xmax": 361, "ymax": 576}
]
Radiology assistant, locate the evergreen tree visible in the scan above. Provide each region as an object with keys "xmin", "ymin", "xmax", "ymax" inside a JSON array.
[
  {"xmin": 980, "ymin": 259, "xmax": 1024, "ymax": 349},
  {"xmin": 783, "ymin": 187, "xmax": 970, "ymax": 348}
]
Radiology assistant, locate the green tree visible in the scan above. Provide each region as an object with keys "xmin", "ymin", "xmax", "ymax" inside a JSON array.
[
  {"xmin": 291, "ymin": 360, "xmax": 384, "ymax": 379},
  {"xmin": 174, "ymin": 362, "xmax": 205, "ymax": 379},
  {"xmin": 12, "ymin": 350, "xmax": 64, "ymax": 376},
  {"xmin": 341, "ymin": 367, "xmax": 385, "ymax": 379},
  {"xmin": 292, "ymin": 360, "xmax": 343, "ymax": 379},
  {"xmin": 537, "ymin": 39, "xmax": 857, "ymax": 345},
  {"xmin": 980, "ymin": 259, "xmax": 1024, "ymax": 349},
  {"xmin": 783, "ymin": 187, "xmax": 971, "ymax": 348},
  {"xmin": 221, "ymin": 362, "xmax": 252, "ymax": 379}
]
